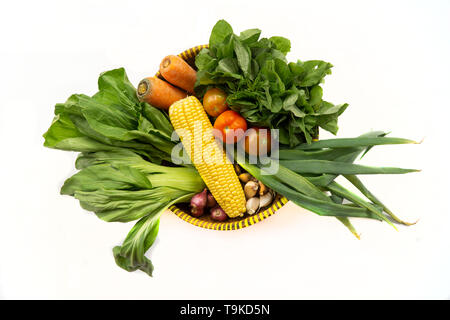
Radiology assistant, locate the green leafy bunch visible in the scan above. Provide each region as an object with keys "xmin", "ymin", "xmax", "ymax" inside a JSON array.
[
  {"xmin": 43, "ymin": 68, "xmax": 205, "ymax": 276},
  {"xmin": 43, "ymin": 68, "xmax": 177, "ymax": 164},
  {"xmin": 195, "ymin": 19, "xmax": 348, "ymax": 146}
]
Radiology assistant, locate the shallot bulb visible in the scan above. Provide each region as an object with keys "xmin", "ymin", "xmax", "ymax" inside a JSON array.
[
  {"xmin": 206, "ymin": 193, "xmax": 217, "ymax": 208},
  {"xmin": 210, "ymin": 206, "xmax": 227, "ymax": 221},
  {"xmin": 190, "ymin": 189, "xmax": 207, "ymax": 217}
]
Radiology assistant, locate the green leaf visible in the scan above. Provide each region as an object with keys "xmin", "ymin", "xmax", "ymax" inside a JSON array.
[
  {"xmin": 327, "ymin": 181, "xmax": 396, "ymax": 229},
  {"xmin": 279, "ymin": 146, "xmax": 360, "ymax": 161},
  {"xmin": 239, "ymin": 28, "xmax": 261, "ymax": 44},
  {"xmin": 309, "ymin": 85, "xmax": 323, "ymax": 108},
  {"xmin": 44, "ymin": 68, "xmax": 177, "ymax": 161},
  {"xmin": 43, "ymin": 113, "xmax": 83, "ymax": 147},
  {"xmin": 274, "ymin": 59, "xmax": 293, "ymax": 86},
  {"xmin": 215, "ymin": 33, "xmax": 235, "ymax": 59},
  {"xmin": 217, "ymin": 57, "xmax": 240, "ymax": 74},
  {"xmin": 280, "ymin": 159, "xmax": 420, "ymax": 175},
  {"xmin": 299, "ymin": 60, "xmax": 333, "ymax": 87},
  {"xmin": 234, "ymin": 38, "xmax": 251, "ymax": 75},
  {"xmin": 271, "ymin": 96, "xmax": 283, "ymax": 113},
  {"xmin": 113, "ymin": 213, "xmax": 161, "ymax": 276},
  {"xmin": 209, "ymin": 19, "xmax": 233, "ymax": 47},
  {"xmin": 194, "ymin": 20, "xmax": 348, "ymax": 147},
  {"xmin": 75, "ymin": 188, "xmax": 193, "ymax": 222},
  {"xmin": 113, "ymin": 191, "xmax": 194, "ymax": 276},
  {"xmin": 289, "ymin": 61, "xmax": 305, "ymax": 76},
  {"xmin": 296, "ymin": 136, "xmax": 419, "ymax": 150},
  {"xmin": 60, "ymin": 164, "xmax": 152, "ymax": 196},
  {"xmin": 344, "ymin": 175, "xmax": 416, "ymax": 226},
  {"xmin": 237, "ymin": 157, "xmax": 382, "ymax": 220},
  {"xmin": 283, "ymin": 93, "xmax": 299, "ymax": 109},
  {"xmin": 75, "ymin": 149, "xmax": 205, "ymax": 192},
  {"xmin": 269, "ymin": 36, "xmax": 291, "ymax": 55},
  {"xmin": 43, "ymin": 113, "xmax": 122, "ymax": 152},
  {"xmin": 195, "ymin": 49, "xmax": 217, "ymax": 71},
  {"xmin": 95, "ymin": 68, "xmax": 139, "ymax": 108}
]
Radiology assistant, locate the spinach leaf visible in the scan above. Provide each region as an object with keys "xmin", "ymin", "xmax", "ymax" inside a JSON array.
[
  {"xmin": 234, "ymin": 38, "xmax": 251, "ymax": 75},
  {"xmin": 196, "ymin": 20, "xmax": 347, "ymax": 146},
  {"xmin": 269, "ymin": 36, "xmax": 291, "ymax": 55},
  {"xmin": 298, "ymin": 60, "xmax": 333, "ymax": 87},
  {"xmin": 239, "ymin": 28, "xmax": 261, "ymax": 44},
  {"xmin": 209, "ymin": 19, "xmax": 233, "ymax": 47}
]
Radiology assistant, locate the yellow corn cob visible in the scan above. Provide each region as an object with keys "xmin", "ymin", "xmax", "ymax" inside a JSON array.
[{"xmin": 169, "ymin": 96, "xmax": 247, "ymax": 218}]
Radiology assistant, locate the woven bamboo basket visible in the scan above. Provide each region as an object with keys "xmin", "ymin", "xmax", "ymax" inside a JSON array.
[{"xmin": 158, "ymin": 45, "xmax": 307, "ymax": 231}]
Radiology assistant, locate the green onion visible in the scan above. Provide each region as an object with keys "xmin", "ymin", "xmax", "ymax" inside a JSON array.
[
  {"xmin": 344, "ymin": 175, "xmax": 417, "ymax": 226},
  {"xmin": 326, "ymin": 181, "xmax": 397, "ymax": 230},
  {"xmin": 280, "ymin": 159, "xmax": 420, "ymax": 175},
  {"xmin": 295, "ymin": 136, "xmax": 419, "ymax": 150}
]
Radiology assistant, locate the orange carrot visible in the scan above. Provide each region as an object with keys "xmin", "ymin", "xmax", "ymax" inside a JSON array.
[
  {"xmin": 136, "ymin": 77, "xmax": 187, "ymax": 110},
  {"xmin": 159, "ymin": 55, "xmax": 197, "ymax": 93}
]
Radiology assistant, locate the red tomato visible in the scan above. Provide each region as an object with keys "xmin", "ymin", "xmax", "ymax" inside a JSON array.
[
  {"xmin": 213, "ymin": 110, "xmax": 247, "ymax": 144},
  {"xmin": 244, "ymin": 128, "xmax": 272, "ymax": 156},
  {"xmin": 203, "ymin": 88, "xmax": 229, "ymax": 117}
]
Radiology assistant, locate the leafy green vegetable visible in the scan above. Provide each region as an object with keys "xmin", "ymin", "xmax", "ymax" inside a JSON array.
[
  {"xmin": 279, "ymin": 159, "xmax": 419, "ymax": 175},
  {"xmin": 61, "ymin": 149, "xmax": 204, "ymax": 273},
  {"xmin": 61, "ymin": 150, "xmax": 204, "ymax": 223},
  {"xmin": 43, "ymin": 68, "xmax": 178, "ymax": 164},
  {"xmin": 209, "ymin": 19, "xmax": 234, "ymax": 47},
  {"xmin": 75, "ymin": 149, "xmax": 204, "ymax": 192},
  {"xmin": 343, "ymin": 174, "xmax": 417, "ymax": 226},
  {"xmin": 113, "ymin": 210, "xmax": 161, "ymax": 277},
  {"xmin": 112, "ymin": 190, "xmax": 195, "ymax": 276},
  {"xmin": 269, "ymin": 36, "xmax": 291, "ymax": 55},
  {"xmin": 43, "ymin": 68, "xmax": 205, "ymax": 276},
  {"xmin": 196, "ymin": 20, "xmax": 347, "ymax": 146},
  {"xmin": 295, "ymin": 136, "xmax": 419, "ymax": 150},
  {"xmin": 235, "ymin": 131, "xmax": 419, "ymax": 236}
]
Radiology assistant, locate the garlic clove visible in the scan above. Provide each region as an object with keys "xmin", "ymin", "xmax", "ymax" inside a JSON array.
[
  {"xmin": 259, "ymin": 191, "xmax": 273, "ymax": 208},
  {"xmin": 244, "ymin": 180, "xmax": 259, "ymax": 199},
  {"xmin": 246, "ymin": 197, "xmax": 260, "ymax": 215}
]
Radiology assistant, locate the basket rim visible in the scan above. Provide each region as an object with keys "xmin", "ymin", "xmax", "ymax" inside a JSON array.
[{"xmin": 169, "ymin": 196, "xmax": 288, "ymax": 231}]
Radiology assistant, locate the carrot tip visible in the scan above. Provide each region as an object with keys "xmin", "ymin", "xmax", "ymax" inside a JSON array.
[
  {"xmin": 137, "ymin": 79, "xmax": 149, "ymax": 97},
  {"xmin": 162, "ymin": 57, "xmax": 171, "ymax": 69}
]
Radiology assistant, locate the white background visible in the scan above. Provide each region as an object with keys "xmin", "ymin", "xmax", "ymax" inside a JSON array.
[{"xmin": 0, "ymin": 0, "xmax": 449, "ymax": 299}]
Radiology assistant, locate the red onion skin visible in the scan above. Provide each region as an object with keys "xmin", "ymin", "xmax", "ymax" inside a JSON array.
[
  {"xmin": 210, "ymin": 206, "xmax": 227, "ymax": 222},
  {"xmin": 206, "ymin": 193, "xmax": 217, "ymax": 208},
  {"xmin": 191, "ymin": 206, "xmax": 204, "ymax": 217},
  {"xmin": 190, "ymin": 189, "xmax": 207, "ymax": 216}
]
